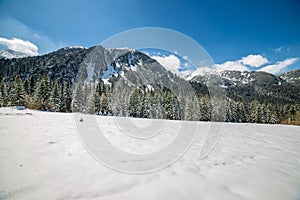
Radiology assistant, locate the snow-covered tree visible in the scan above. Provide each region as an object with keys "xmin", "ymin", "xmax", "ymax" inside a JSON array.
[
  {"xmin": 0, "ymin": 80, "xmax": 8, "ymax": 107},
  {"xmin": 199, "ymin": 95, "xmax": 210, "ymax": 121},
  {"xmin": 9, "ymin": 75, "xmax": 26, "ymax": 106},
  {"xmin": 71, "ymin": 81, "xmax": 85, "ymax": 112},
  {"xmin": 185, "ymin": 93, "xmax": 200, "ymax": 121},
  {"xmin": 62, "ymin": 78, "xmax": 72, "ymax": 112},
  {"xmin": 50, "ymin": 79, "xmax": 63, "ymax": 112},
  {"xmin": 100, "ymin": 92, "xmax": 107, "ymax": 114},
  {"xmin": 129, "ymin": 88, "xmax": 142, "ymax": 117}
]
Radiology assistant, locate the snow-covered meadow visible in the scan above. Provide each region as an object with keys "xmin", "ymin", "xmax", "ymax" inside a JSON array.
[{"xmin": 0, "ymin": 107, "xmax": 300, "ymax": 200}]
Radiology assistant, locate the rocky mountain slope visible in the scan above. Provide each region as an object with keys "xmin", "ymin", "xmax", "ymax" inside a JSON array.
[
  {"xmin": 0, "ymin": 45, "xmax": 186, "ymax": 90},
  {"xmin": 191, "ymin": 70, "xmax": 300, "ymax": 104},
  {"xmin": 280, "ymin": 69, "xmax": 300, "ymax": 86}
]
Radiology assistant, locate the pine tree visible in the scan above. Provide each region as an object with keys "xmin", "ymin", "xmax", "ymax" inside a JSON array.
[
  {"xmin": 288, "ymin": 104, "xmax": 296, "ymax": 123},
  {"xmin": 243, "ymin": 102, "xmax": 251, "ymax": 122},
  {"xmin": 266, "ymin": 103, "xmax": 277, "ymax": 124},
  {"xmin": 142, "ymin": 91, "xmax": 151, "ymax": 118},
  {"xmin": 71, "ymin": 82, "xmax": 85, "ymax": 112},
  {"xmin": 165, "ymin": 91, "xmax": 174, "ymax": 120},
  {"xmin": 50, "ymin": 79, "xmax": 62, "ymax": 112},
  {"xmin": 94, "ymin": 91, "xmax": 101, "ymax": 115},
  {"xmin": 34, "ymin": 76, "xmax": 51, "ymax": 109},
  {"xmin": 184, "ymin": 94, "xmax": 200, "ymax": 121},
  {"xmin": 153, "ymin": 91, "xmax": 164, "ymax": 119},
  {"xmin": 100, "ymin": 92, "xmax": 107, "ymax": 114},
  {"xmin": 177, "ymin": 89, "xmax": 186, "ymax": 120},
  {"xmin": 62, "ymin": 78, "xmax": 72, "ymax": 112},
  {"xmin": 29, "ymin": 75, "xmax": 36, "ymax": 94},
  {"xmin": 9, "ymin": 75, "xmax": 26, "ymax": 106},
  {"xmin": 0, "ymin": 80, "xmax": 8, "ymax": 107},
  {"xmin": 105, "ymin": 83, "xmax": 113, "ymax": 114},
  {"xmin": 199, "ymin": 95, "xmax": 210, "ymax": 121},
  {"xmin": 94, "ymin": 81, "xmax": 103, "ymax": 114},
  {"xmin": 23, "ymin": 79, "xmax": 30, "ymax": 94},
  {"xmin": 250, "ymin": 100, "xmax": 261, "ymax": 123},
  {"xmin": 129, "ymin": 88, "xmax": 142, "ymax": 117},
  {"xmin": 260, "ymin": 103, "xmax": 267, "ymax": 123},
  {"xmin": 86, "ymin": 84, "xmax": 96, "ymax": 114}
]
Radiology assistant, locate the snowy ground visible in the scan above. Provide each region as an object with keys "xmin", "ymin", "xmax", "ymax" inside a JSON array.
[{"xmin": 0, "ymin": 107, "xmax": 300, "ymax": 200}]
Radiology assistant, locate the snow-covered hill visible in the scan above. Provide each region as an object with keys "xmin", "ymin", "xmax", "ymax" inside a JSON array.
[
  {"xmin": 0, "ymin": 107, "xmax": 300, "ymax": 200},
  {"xmin": 280, "ymin": 69, "xmax": 300, "ymax": 86}
]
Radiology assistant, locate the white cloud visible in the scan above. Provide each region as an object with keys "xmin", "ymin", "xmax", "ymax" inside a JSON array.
[
  {"xmin": 214, "ymin": 60, "xmax": 249, "ymax": 71},
  {"xmin": 151, "ymin": 54, "xmax": 181, "ymax": 75},
  {"xmin": 241, "ymin": 54, "xmax": 269, "ymax": 67},
  {"xmin": 0, "ymin": 17, "xmax": 65, "ymax": 54},
  {"xmin": 0, "ymin": 37, "xmax": 38, "ymax": 56},
  {"xmin": 207, "ymin": 54, "xmax": 297, "ymax": 75},
  {"xmin": 258, "ymin": 58, "xmax": 299, "ymax": 74},
  {"xmin": 212, "ymin": 54, "xmax": 268, "ymax": 72}
]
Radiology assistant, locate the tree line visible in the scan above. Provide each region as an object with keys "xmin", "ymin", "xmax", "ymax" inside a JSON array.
[{"xmin": 0, "ymin": 75, "xmax": 299, "ymax": 125}]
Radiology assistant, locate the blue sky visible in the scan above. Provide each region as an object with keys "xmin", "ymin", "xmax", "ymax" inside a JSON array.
[{"xmin": 0, "ymin": 0, "xmax": 299, "ymax": 74}]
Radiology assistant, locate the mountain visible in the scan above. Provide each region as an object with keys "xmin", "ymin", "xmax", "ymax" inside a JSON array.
[
  {"xmin": 190, "ymin": 70, "xmax": 300, "ymax": 104},
  {"xmin": 279, "ymin": 69, "xmax": 300, "ymax": 86},
  {"xmin": 0, "ymin": 45, "xmax": 188, "ymax": 93},
  {"xmin": 0, "ymin": 49, "xmax": 32, "ymax": 59}
]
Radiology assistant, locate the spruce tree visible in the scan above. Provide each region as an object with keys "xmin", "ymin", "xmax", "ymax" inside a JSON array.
[
  {"xmin": 71, "ymin": 82, "xmax": 85, "ymax": 112},
  {"xmin": 157, "ymin": 91, "xmax": 165, "ymax": 119},
  {"xmin": 129, "ymin": 88, "xmax": 141, "ymax": 117},
  {"xmin": 9, "ymin": 75, "xmax": 26, "ymax": 106},
  {"xmin": 62, "ymin": 78, "xmax": 72, "ymax": 112},
  {"xmin": 0, "ymin": 80, "xmax": 8, "ymax": 107},
  {"xmin": 184, "ymin": 94, "xmax": 200, "ymax": 121},
  {"xmin": 35, "ymin": 76, "xmax": 51, "ymax": 109},
  {"xmin": 165, "ymin": 91, "xmax": 174, "ymax": 120},
  {"xmin": 50, "ymin": 79, "xmax": 62, "ymax": 112},
  {"xmin": 29, "ymin": 75, "xmax": 36, "ymax": 94},
  {"xmin": 100, "ymin": 92, "xmax": 107, "ymax": 114},
  {"xmin": 86, "ymin": 85, "xmax": 96, "ymax": 114},
  {"xmin": 250, "ymin": 100, "xmax": 263, "ymax": 123},
  {"xmin": 23, "ymin": 79, "xmax": 30, "ymax": 94},
  {"xmin": 94, "ymin": 91, "xmax": 101, "ymax": 115},
  {"xmin": 266, "ymin": 103, "xmax": 277, "ymax": 124},
  {"xmin": 199, "ymin": 96, "xmax": 210, "ymax": 121}
]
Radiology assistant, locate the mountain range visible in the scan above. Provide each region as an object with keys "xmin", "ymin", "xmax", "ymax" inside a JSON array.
[{"xmin": 0, "ymin": 45, "xmax": 299, "ymax": 124}]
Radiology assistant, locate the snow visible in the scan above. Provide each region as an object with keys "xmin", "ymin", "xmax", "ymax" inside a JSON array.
[
  {"xmin": 187, "ymin": 67, "xmax": 215, "ymax": 80},
  {"xmin": 85, "ymin": 63, "xmax": 95, "ymax": 83},
  {"xmin": 102, "ymin": 64, "xmax": 117, "ymax": 84},
  {"xmin": 0, "ymin": 107, "xmax": 300, "ymax": 200},
  {"xmin": 63, "ymin": 46, "xmax": 87, "ymax": 50},
  {"xmin": 145, "ymin": 85, "xmax": 154, "ymax": 92}
]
